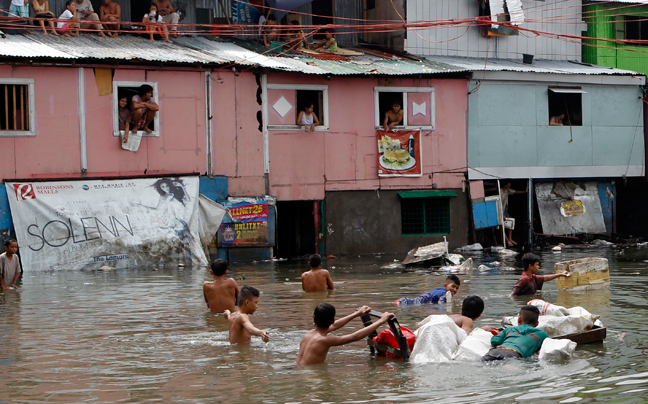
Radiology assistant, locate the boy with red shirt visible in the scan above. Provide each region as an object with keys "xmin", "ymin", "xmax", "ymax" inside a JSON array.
[{"xmin": 511, "ymin": 253, "xmax": 569, "ymax": 296}]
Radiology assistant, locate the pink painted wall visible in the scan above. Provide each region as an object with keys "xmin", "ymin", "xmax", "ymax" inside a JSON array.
[
  {"xmin": 0, "ymin": 66, "xmax": 81, "ymax": 178},
  {"xmin": 210, "ymin": 71, "xmax": 266, "ymax": 196},
  {"xmin": 0, "ymin": 66, "xmax": 210, "ymax": 180},
  {"xmin": 267, "ymin": 74, "xmax": 468, "ymax": 201}
]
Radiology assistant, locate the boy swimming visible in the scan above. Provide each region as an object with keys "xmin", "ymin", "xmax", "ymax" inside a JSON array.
[
  {"xmin": 296, "ymin": 304, "xmax": 393, "ymax": 366},
  {"xmin": 395, "ymin": 275, "xmax": 460, "ymax": 306},
  {"xmin": 482, "ymin": 305, "xmax": 549, "ymax": 361},
  {"xmin": 449, "ymin": 295, "xmax": 484, "ymax": 334}
]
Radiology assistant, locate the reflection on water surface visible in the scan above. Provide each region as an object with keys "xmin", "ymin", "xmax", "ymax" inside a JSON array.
[{"xmin": 1, "ymin": 248, "xmax": 648, "ymax": 403}]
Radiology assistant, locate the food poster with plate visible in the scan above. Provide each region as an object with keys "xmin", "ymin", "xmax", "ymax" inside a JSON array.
[{"xmin": 376, "ymin": 130, "xmax": 422, "ymax": 177}]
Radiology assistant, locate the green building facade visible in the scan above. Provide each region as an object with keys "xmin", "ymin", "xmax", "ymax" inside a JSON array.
[{"xmin": 583, "ymin": 1, "xmax": 648, "ymax": 75}]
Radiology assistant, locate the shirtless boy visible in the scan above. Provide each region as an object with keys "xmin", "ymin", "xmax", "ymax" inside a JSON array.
[
  {"xmin": 224, "ymin": 286, "xmax": 269, "ymax": 345},
  {"xmin": 203, "ymin": 259, "xmax": 239, "ymax": 313},
  {"xmin": 449, "ymin": 295, "xmax": 484, "ymax": 334},
  {"xmin": 296, "ymin": 304, "xmax": 393, "ymax": 366},
  {"xmin": 383, "ymin": 101, "xmax": 404, "ymax": 130},
  {"xmin": 301, "ymin": 254, "xmax": 334, "ymax": 292}
]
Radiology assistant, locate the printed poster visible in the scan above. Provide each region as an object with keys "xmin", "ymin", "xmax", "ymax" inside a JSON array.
[
  {"xmin": 6, "ymin": 177, "xmax": 208, "ymax": 271},
  {"xmin": 377, "ymin": 130, "xmax": 422, "ymax": 177},
  {"xmin": 219, "ymin": 201, "xmax": 269, "ymax": 247},
  {"xmin": 231, "ymin": 0, "xmax": 261, "ymax": 24}
]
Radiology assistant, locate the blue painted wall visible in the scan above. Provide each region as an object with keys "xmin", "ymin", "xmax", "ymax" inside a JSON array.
[
  {"xmin": 468, "ymin": 82, "xmax": 644, "ymax": 173},
  {"xmin": 198, "ymin": 176, "xmax": 228, "ymax": 202},
  {"xmin": 472, "ymin": 200, "xmax": 499, "ymax": 230},
  {"xmin": 0, "ymin": 185, "xmax": 14, "ymax": 242}
]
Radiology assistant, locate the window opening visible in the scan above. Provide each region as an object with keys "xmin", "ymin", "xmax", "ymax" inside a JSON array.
[
  {"xmin": 296, "ymin": 90, "xmax": 323, "ymax": 125},
  {"xmin": 548, "ymin": 88, "xmax": 583, "ymax": 126},
  {"xmin": 401, "ymin": 198, "xmax": 450, "ymax": 235},
  {"xmin": 625, "ymin": 15, "xmax": 648, "ymax": 45},
  {"xmin": 0, "ymin": 84, "xmax": 29, "ymax": 132}
]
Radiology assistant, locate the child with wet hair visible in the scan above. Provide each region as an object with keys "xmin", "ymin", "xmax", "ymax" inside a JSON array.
[
  {"xmin": 296, "ymin": 304, "xmax": 393, "ymax": 366},
  {"xmin": 203, "ymin": 259, "xmax": 239, "ymax": 313},
  {"xmin": 301, "ymin": 254, "xmax": 334, "ymax": 292},
  {"xmin": 0, "ymin": 240, "xmax": 21, "ymax": 291},
  {"xmin": 511, "ymin": 253, "xmax": 569, "ymax": 296},
  {"xmin": 395, "ymin": 274, "xmax": 461, "ymax": 306},
  {"xmin": 482, "ymin": 305, "xmax": 549, "ymax": 361},
  {"xmin": 224, "ymin": 286, "xmax": 269, "ymax": 345},
  {"xmin": 450, "ymin": 295, "xmax": 484, "ymax": 334}
]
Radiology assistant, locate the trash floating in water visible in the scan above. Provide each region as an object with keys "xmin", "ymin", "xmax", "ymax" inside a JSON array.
[
  {"xmin": 99, "ymin": 265, "xmax": 114, "ymax": 271},
  {"xmin": 455, "ymin": 243, "xmax": 483, "ymax": 252}
]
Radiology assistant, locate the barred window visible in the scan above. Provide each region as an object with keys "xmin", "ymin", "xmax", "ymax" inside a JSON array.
[
  {"xmin": 1, "ymin": 84, "xmax": 30, "ymax": 132},
  {"xmin": 401, "ymin": 197, "xmax": 450, "ymax": 235}
]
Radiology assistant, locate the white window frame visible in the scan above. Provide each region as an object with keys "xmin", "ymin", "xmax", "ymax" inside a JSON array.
[
  {"xmin": 112, "ymin": 81, "xmax": 160, "ymax": 137},
  {"xmin": 374, "ymin": 86, "xmax": 435, "ymax": 130},
  {"xmin": 266, "ymin": 84, "xmax": 329, "ymax": 131},
  {"xmin": 0, "ymin": 78, "xmax": 36, "ymax": 137}
]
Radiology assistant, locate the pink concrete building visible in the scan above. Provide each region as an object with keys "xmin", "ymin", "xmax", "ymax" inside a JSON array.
[{"xmin": 0, "ymin": 35, "xmax": 470, "ymax": 258}]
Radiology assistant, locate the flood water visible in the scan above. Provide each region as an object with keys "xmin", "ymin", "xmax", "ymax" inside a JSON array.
[{"xmin": 1, "ymin": 247, "xmax": 648, "ymax": 403}]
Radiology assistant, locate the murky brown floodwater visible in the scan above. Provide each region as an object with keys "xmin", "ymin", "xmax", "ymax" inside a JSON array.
[{"xmin": 1, "ymin": 247, "xmax": 648, "ymax": 403}]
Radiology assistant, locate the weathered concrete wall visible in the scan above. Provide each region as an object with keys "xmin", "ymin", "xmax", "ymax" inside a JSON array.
[{"xmin": 324, "ymin": 189, "xmax": 470, "ymax": 255}]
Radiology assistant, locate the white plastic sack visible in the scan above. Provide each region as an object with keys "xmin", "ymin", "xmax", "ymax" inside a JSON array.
[
  {"xmin": 121, "ymin": 131, "xmax": 142, "ymax": 152},
  {"xmin": 411, "ymin": 315, "xmax": 466, "ymax": 363},
  {"xmin": 452, "ymin": 328, "xmax": 493, "ymax": 362},
  {"xmin": 501, "ymin": 314, "xmax": 595, "ymax": 337},
  {"xmin": 528, "ymin": 299, "xmax": 570, "ymax": 317},
  {"xmin": 539, "ymin": 338, "xmax": 577, "ymax": 362}
]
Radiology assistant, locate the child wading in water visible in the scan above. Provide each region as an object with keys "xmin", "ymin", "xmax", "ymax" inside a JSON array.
[
  {"xmin": 296, "ymin": 304, "xmax": 393, "ymax": 366},
  {"xmin": 203, "ymin": 259, "xmax": 239, "ymax": 313},
  {"xmin": 0, "ymin": 240, "xmax": 21, "ymax": 291},
  {"xmin": 301, "ymin": 254, "xmax": 333, "ymax": 292},
  {"xmin": 224, "ymin": 286, "xmax": 269, "ymax": 344}
]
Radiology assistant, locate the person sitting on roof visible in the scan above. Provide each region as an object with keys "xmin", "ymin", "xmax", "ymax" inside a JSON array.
[
  {"xmin": 32, "ymin": 0, "xmax": 59, "ymax": 36},
  {"xmin": 287, "ymin": 19, "xmax": 309, "ymax": 50},
  {"xmin": 99, "ymin": 0, "xmax": 121, "ymax": 38},
  {"xmin": 142, "ymin": 3, "xmax": 171, "ymax": 43},
  {"xmin": 9, "ymin": 0, "xmax": 29, "ymax": 19},
  {"xmin": 56, "ymin": 0, "xmax": 80, "ymax": 37},
  {"xmin": 74, "ymin": 0, "xmax": 108, "ymax": 37},
  {"xmin": 311, "ymin": 29, "xmax": 337, "ymax": 52}
]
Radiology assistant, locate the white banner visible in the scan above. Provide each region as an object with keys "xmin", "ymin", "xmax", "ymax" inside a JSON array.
[{"xmin": 6, "ymin": 177, "xmax": 208, "ymax": 271}]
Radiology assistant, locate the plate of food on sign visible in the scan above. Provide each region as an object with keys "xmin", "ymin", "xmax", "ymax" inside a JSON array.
[{"xmin": 378, "ymin": 135, "xmax": 415, "ymax": 171}]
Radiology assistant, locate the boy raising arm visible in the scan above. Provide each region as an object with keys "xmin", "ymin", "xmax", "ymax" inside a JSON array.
[
  {"xmin": 296, "ymin": 304, "xmax": 393, "ymax": 366},
  {"xmin": 203, "ymin": 259, "xmax": 239, "ymax": 313},
  {"xmin": 301, "ymin": 254, "xmax": 334, "ymax": 292},
  {"xmin": 224, "ymin": 286, "xmax": 269, "ymax": 345},
  {"xmin": 511, "ymin": 253, "xmax": 569, "ymax": 296}
]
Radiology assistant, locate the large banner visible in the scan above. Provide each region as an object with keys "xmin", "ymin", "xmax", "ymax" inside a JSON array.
[
  {"xmin": 231, "ymin": 0, "xmax": 262, "ymax": 24},
  {"xmin": 377, "ymin": 130, "xmax": 423, "ymax": 177},
  {"xmin": 6, "ymin": 177, "xmax": 208, "ymax": 271}
]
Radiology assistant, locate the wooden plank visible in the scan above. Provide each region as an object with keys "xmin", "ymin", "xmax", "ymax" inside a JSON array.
[
  {"xmin": 3, "ymin": 85, "xmax": 8, "ymax": 130},
  {"xmin": 12, "ymin": 85, "xmax": 16, "ymax": 131},
  {"xmin": 20, "ymin": 85, "xmax": 25, "ymax": 130}
]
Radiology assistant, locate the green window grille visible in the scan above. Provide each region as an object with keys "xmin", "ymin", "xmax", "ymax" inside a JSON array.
[{"xmin": 401, "ymin": 197, "xmax": 450, "ymax": 235}]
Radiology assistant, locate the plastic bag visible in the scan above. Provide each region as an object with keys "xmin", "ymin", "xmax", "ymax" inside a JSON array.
[
  {"xmin": 539, "ymin": 338, "xmax": 577, "ymax": 362},
  {"xmin": 121, "ymin": 131, "xmax": 142, "ymax": 152},
  {"xmin": 452, "ymin": 328, "xmax": 493, "ymax": 362},
  {"xmin": 500, "ymin": 314, "xmax": 595, "ymax": 337},
  {"xmin": 411, "ymin": 315, "xmax": 466, "ymax": 363}
]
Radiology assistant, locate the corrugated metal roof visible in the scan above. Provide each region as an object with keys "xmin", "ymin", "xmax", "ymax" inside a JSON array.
[
  {"xmin": 0, "ymin": 32, "xmax": 643, "ymax": 78},
  {"xmin": 585, "ymin": 0, "xmax": 648, "ymax": 3},
  {"xmin": 0, "ymin": 32, "xmax": 463, "ymax": 75},
  {"xmin": 423, "ymin": 55, "xmax": 643, "ymax": 76}
]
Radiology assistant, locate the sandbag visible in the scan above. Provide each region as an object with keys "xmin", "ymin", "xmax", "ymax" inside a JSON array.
[
  {"xmin": 501, "ymin": 314, "xmax": 596, "ymax": 337},
  {"xmin": 452, "ymin": 328, "xmax": 493, "ymax": 362},
  {"xmin": 539, "ymin": 338, "xmax": 577, "ymax": 362},
  {"xmin": 528, "ymin": 299, "xmax": 570, "ymax": 317},
  {"xmin": 411, "ymin": 315, "xmax": 466, "ymax": 363}
]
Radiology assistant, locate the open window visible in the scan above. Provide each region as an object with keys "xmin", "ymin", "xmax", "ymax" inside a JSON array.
[
  {"xmin": 267, "ymin": 84, "xmax": 329, "ymax": 131},
  {"xmin": 374, "ymin": 87, "xmax": 435, "ymax": 130},
  {"xmin": 0, "ymin": 79, "xmax": 35, "ymax": 137},
  {"xmin": 399, "ymin": 191, "xmax": 456, "ymax": 235},
  {"xmin": 112, "ymin": 81, "xmax": 159, "ymax": 137},
  {"xmin": 548, "ymin": 87, "xmax": 584, "ymax": 127},
  {"xmin": 618, "ymin": 15, "xmax": 648, "ymax": 45}
]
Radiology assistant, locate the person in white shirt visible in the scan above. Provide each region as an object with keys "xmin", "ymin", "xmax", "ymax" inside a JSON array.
[
  {"xmin": 142, "ymin": 3, "xmax": 171, "ymax": 43},
  {"xmin": 56, "ymin": 0, "xmax": 80, "ymax": 36},
  {"xmin": 74, "ymin": 0, "xmax": 108, "ymax": 37}
]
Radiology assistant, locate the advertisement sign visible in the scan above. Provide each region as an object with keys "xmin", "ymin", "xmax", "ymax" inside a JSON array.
[
  {"xmin": 231, "ymin": 0, "xmax": 261, "ymax": 24},
  {"xmin": 376, "ymin": 130, "xmax": 423, "ymax": 177},
  {"xmin": 219, "ymin": 201, "xmax": 269, "ymax": 247},
  {"xmin": 6, "ymin": 177, "xmax": 207, "ymax": 271}
]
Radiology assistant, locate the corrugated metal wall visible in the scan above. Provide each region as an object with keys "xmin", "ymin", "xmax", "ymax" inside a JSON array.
[
  {"xmin": 334, "ymin": 0, "xmax": 362, "ymax": 46},
  {"xmin": 406, "ymin": 0, "xmax": 584, "ymax": 60}
]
